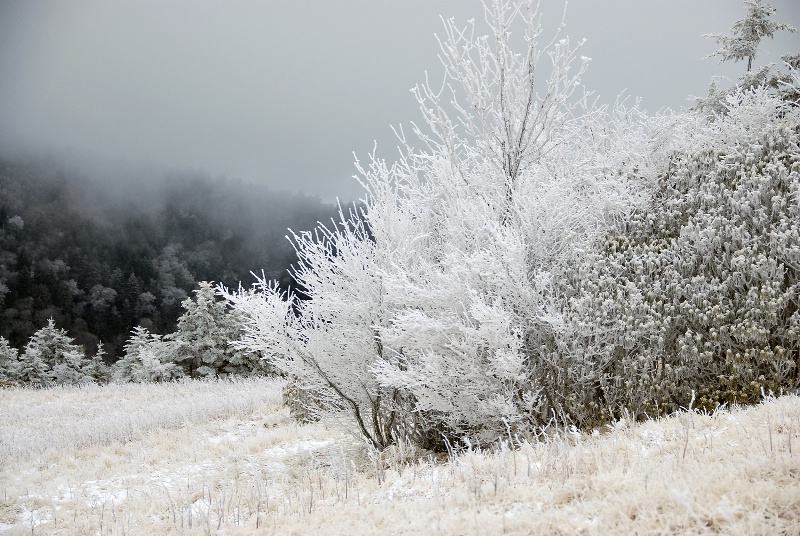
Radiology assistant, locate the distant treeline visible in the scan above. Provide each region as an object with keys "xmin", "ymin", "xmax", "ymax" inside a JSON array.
[{"xmin": 0, "ymin": 157, "xmax": 339, "ymax": 360}]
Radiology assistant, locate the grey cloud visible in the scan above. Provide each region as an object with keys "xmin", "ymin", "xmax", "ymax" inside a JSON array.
[{"xmin": 1, "ymin": 0, "xmax": 797, "ymax": 202}]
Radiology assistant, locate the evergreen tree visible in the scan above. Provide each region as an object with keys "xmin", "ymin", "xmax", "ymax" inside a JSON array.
[
  {"xmin": 15, "ymin": 344, "xmax": 50, "ymax": 387},
  {"xmin": 24, "ymin": 318, "xmax": 91, "ymax": 386},
  {"xmin": 169, "ymin": 281, "xmax": 265, "ymax": 378},
  {"xmin": 50, "ymin": 349, "xmax": 93, "ymax": 385},
  {"xmin": 705, "ymin": 0, "xmax": 795, "ymax": 72},
  {"xmin": 0, "ymin": 336, "xmax": 20, "ymax": 385},
  {"xmin": 112, "ymin": 326, "xmax": 184, "ymax": 383},
  {"xmin": 82, "ymin": 342, "xmax": 110, "ymax": 384},
  {"xmin": 698, "ymin": 1, "xmax": 798, "ymax": 114}
]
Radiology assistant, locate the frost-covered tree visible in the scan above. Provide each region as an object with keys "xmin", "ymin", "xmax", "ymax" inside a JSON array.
[
  {"xmin": 112, "ymin": 326, "xmax": 184, "ymax": 383},
  {"xmin": 88, "ymin": 284, "xmax": 118, "ymax": 313},
  {"xmin": 226, "ymin": 213, "xmax": 394, "ymax": 446},
  {"xmin": 23, "ymin": 318, "xmax": 92, "ymax": 386},
  {"xmin": 168, "ymin": 281, "xmax": 265, "ymax": 378},
  {"xmin": 227, "ymin": 0, "xmax": 684, "ymax": 449},
  {"xmin": 362, "ymin": 7, "xmax": 687, "ymax": 443},
  {"xmin": 0, "ymin": 335, "xmax": 20, "ymax": 385},
  {"xmin": 82, "ymin": 342, "xmax": 110, "ymax": 384},
  {"xmin": 14, "ymin": 346, "xmax": 49, "ymax": 387},
  {"xmin": 705, "ymin": 0, "xmax": 795, "ymax": 73},
  {"xmin": 50, "ymin": 349, "xmax": 93, "ymax": 386},
  {"xmin": 153, "ymin": 243, "xmax": 195, "ymax": 316},
  {"xmin": 698, "ymin": 1, "xmax": 797, "ymax": 115}
]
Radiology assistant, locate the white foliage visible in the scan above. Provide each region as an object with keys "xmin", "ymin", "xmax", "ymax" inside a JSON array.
[
  {"xmin": 0, "ymin": 335, "xmax": 20, "ymax": 383},
  {"xmin": 113, "ymin": 326, "xmax": 183, "ymax": 383},
  {"xmin": 228, "ymin": 0, "xmax": 689, "ymax": 447},
  {"xmin": 227, "ymin": 0, "xmax": 797, "ymax": 448},
  {"xmin": 704, "ymin": 0, "xmax": 796, "ymax": 73},
  {"xmin": 358, "ymin": 4, "xmax": 690, "ymax": 442},
  {"xmin": 226, "ymin": 211, "xmax": 394, "ymax": 446},
  {"xmin": 169, "ymin": 281, "xmax": 265, "ymax": 378},
  {"xmin": 20, "ymin": 319, "xmax": 93, "ymax": 386}
]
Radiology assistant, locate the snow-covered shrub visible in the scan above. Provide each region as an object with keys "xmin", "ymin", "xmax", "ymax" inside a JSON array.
[
  {"xmin": 569, "ymin": 90, "xmax": 799, "ymax": 420},
  {"xmin": 281, "ymin": 375, "xmax": 323, "ymax": 424},
  {"xmin": 168, "ymin": 282, "xmax": 266, "ymax": 378},
  {"xmin": 112, "ymin": 326, "xmax": 184, "ymax": 383},
  {"xmin": 227, "ymin": 0, "xmax": 684, "ymax": 449},
  {"xmin": 226, "ymin": 211, "xmax": 401, "ymax": 448}
]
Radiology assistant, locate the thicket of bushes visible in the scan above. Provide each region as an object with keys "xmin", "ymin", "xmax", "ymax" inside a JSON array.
[
  {"xmin": 227, "ymin": 0, "xmax": 799, "ymax": 451},
  {"xmin": 566, "ymin": 110, "xmax": 799, "ymax": 425}
]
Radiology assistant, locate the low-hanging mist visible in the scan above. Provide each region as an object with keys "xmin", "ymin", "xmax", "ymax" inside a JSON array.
[{"xmin": 0, "ymin": 156, "xmax": 340, "ymax": 360}]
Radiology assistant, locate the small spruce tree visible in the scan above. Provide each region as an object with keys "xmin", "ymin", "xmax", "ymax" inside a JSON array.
[
  {"xmin": 23, "ymin": 319, "xmax": 91, "ymax": 386},
  {"xmin": 698, "ymin": 0, "xmax": 797, "ymax": 114},
  {"xmin": 0, "ymin": 336, "xmax": 20, "ymax": 385},
  {"xmin": 15, "ymin": 345, "xmax": 50, "ymax": 387},
  {"xmin": 82, "ymin": 342, "xmax": 111, "ymax": 384},
  {"xmin": 113, "ymin": 326, "xmax": 184, "ymax": 383},
  {"xmin": 705, "ymin": 0, "xmax": 796, "ymax": 73},
  {"xmin": 169, "ymin": 282, "xmax": 265, "ymax": 378}
]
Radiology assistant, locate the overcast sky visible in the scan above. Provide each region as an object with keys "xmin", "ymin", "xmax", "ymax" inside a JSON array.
[{"xmin": 1, "ymin": 1, "xmax": 798, "ymax": 202}]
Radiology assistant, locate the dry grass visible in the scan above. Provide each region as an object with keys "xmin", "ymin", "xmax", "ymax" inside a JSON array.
[
  {"xmin": 0, "ymin": 377, "xmax": 284, "ymax": 461},
  {"xmin": 0, "ymin": 379, "xmax": 798, "ymax": 535}
]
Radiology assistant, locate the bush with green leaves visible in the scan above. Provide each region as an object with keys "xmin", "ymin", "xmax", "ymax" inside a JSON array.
[{"xmin": 568, "ymin": 91, "xmax": 799, "ymax": 423}]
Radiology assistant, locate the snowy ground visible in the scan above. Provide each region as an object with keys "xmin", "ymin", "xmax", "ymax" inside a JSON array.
[{"xmin": 1, "ymin": 378, "xmax": 798, "ymax": 535}]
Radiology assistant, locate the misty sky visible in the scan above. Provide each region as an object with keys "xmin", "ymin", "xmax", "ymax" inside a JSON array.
[{"xmin": 1, "ymin": 1, "xmax": 798, "ymax": 202}]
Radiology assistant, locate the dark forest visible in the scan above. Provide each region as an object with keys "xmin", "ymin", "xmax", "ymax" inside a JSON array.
[{"xmin": 0, "ymin": 156, "xmax": 338, "ymax": 360}]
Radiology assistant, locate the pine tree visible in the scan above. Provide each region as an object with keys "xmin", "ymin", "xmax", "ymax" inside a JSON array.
[
  {"xmin": 0, "ymin": 336, "xmax": 20, "ymax": 385},
  {"xmin": 23, "ymin": 318, "xmax": 91, "ymax": 386},
  {"xmin": 112, "ymin": 326, "xmax": 184, "ymax": 383},
  {"xmin": 705, "ymin": 0, "xmax": 796, "ymax": 73},
  {"xmin": 169, "ymin": 281, "xmax": 264, "ymax": 378},
  {"xmin": 82, "ymin": 342, "xmax": 110, "ymax": 384}
]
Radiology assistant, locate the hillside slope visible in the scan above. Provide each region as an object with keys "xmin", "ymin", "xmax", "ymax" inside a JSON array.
[{"xmin": 1, "ymin": 379, "xmax": 798, "ymax": 535}]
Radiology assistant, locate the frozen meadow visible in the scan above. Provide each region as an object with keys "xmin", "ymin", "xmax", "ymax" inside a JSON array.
[{"xmin": 0, "ymin": 378, "xmax": 798, "ymax": 535}]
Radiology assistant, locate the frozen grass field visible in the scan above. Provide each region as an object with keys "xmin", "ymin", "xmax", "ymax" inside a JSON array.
[{"xmin": 1, "ymin": 378, "xmax": 798, "ymax": 535}]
